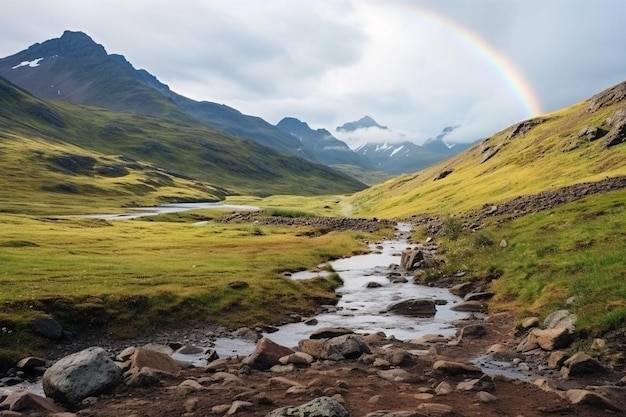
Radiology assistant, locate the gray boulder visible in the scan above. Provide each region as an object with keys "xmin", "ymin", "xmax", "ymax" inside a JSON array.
[
  {"xmin": 42, "ymin": 347, "xmax": 122, "ymax": 407},
  {"xmin": 386, "ymin": 298, "xmax": 436, "ymax": 317},
  {"xmin": 299, "ymin": 334, "xmax": 371, "ymax": 360},
  {"xmin": 543, "ymin": 310, "xmax": 577, "ymax": 332},
  {"xmin": 32, "ymin": 317, "xmax": 63, "ymax": 340},
  {"xmin": 267, "ymin": 396, "xmax": 349, "ymax": 417}
]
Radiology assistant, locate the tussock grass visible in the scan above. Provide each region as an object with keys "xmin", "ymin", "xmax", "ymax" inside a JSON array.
[{"xmin": 434, "ymin": 189, "xmax": 626, "ymax": 336}]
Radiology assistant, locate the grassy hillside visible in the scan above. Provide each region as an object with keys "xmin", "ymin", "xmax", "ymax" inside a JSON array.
[
  {"xmin": 430, "ymin": 188, "xmax": 626, "ymax": 339},
  {"xmin": 0, "ymin": 77, "xmax": 365, "ymax": 214},
  {"xmin": 347, "ymin": 82, "xmax": 626, "ymax": 218}
]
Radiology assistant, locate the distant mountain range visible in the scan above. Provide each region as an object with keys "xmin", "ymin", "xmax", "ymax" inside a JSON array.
[{"xmin": 0, "ymin": 30, "xmax": 472, "ymax": 177}]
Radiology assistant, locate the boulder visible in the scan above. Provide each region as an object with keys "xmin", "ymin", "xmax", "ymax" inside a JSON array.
[
  {"xmin": 547, "ymin": 351, "xmax": 568, "ymax": 369},
  {"xmin": 520, "ymin": 317, "xmax": 540, "ymax": 330},
  {"xmin": 432, "ymin": 360, "xmax": 482, "ymax": 375},
  {"xmin": 267, "ymin": 396, "xmax": 349, "ymax": 417},
  {"xmin": 543, "ymin": 310, "xmax": 577, "ymax": 332},
  {"xmin": 42, "ymin": 347, "xmax": 122, "ymax": 407},
  {"xmin": 309, "ymin": 327, "xmax": 354, "ymax": 339},
  {"xmin": 299, "ymin": 334, "xmax": 371, "ymax": 361},
  {"xmin": 449, "ymin": 282, "xmax": 473, "ymax": 297},
  {"xmin": 243, "ymin": 337, "xmax": 295, "ymax": 370},
  {"xmin": 32, "ymin": 317, "xmax": 63, "ymax": 340},
  {"xmin": 517, "ymin": 327, "xmax": 574, "ymax": 352},
  {"xmin": 458, "ymin": 324, "xmax": 486, "ymax": 339},
  {"xmin": 450, "ymin": 301, "xmax": 487, "ymax": 313},
  {"xmin": 564, "ymin": 389, "xmax": 622, "ymax": 412},
  {"xmin": 386, "ymin": 298, "xmax": 436, "ymax": 317},
  {"xmin": 1, "ymin": 391, "xmax": 65, "ymax": 413},
  {"xmin": 127, "ymin": 347, "xmax": 182, "ymax": 376},
  {"xmin": 561, "ymin": 352, "xmax": 607, "ymax": 378},
  {"xmin": 400, "ymin": 248, "xmax": 437, "ymax": 270}
]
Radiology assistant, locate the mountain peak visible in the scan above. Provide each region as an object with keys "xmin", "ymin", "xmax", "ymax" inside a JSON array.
[{"xmin": 336, "ymin": 116, "xmax": 388, "ymax": 132}]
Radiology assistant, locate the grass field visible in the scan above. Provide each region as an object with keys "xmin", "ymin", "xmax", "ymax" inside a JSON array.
[
  {"xmin": 426, "ymin": 188, "xmax": 626, "ymax": 338},
  {"xmin": 0, "ymin": 210, "xmax": 391, "ymax": 367}
]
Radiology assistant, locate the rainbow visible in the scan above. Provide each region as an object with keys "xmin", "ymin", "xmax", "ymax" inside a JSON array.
[{"xmin": 390, "ymin": 4, "xmax": 543, "ymax": 118}]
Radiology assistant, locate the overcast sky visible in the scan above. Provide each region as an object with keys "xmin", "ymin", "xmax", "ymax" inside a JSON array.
[{"xmin": 2, "ymin": 0, "xmax": 626, "ymax": 146}]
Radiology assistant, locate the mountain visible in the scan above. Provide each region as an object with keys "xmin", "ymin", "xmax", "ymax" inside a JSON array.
[
  {"xmin": 0, "ymin": 75, "xmax": 366, "ymax": 212},
  {"xmin": 0, "ymin": 31, "xmax": 358, "ymax": 167},
  {"xmin": 354, "ymin": 141, "xmax": 445, "ymax": 175},
  {"xmin": 347, "ymin": 80, "xmax": 626, "ymax": 218},
  {"xmin": 337, "ymin": 115, "xmax": 387, "ymax": 132},
  {"xmin": 275, "ymin": 117, "xmax": 374, "ymax": 169},
  {"xmin": 338, "ymin": 119, "xmax": 473, "ymax": 174}
]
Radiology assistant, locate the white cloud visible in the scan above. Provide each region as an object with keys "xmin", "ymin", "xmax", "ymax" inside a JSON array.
[{"xmin": 2, "ymin": 0, "xmax": 626, "ymax": 144}]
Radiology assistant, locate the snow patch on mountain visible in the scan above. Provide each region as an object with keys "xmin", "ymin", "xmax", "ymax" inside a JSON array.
[{"xmin": 12, "ymin": 58, "xmax": 43, "ymax": 69}]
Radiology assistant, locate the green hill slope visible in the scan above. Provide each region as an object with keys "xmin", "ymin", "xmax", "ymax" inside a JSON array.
[
  {"xmin": 347, "ymin": 81, "xmax": 626, "ymax": 218},
  {"xmin": 0, "ymin": 76, "xmax": 365, "ymax": 214}
]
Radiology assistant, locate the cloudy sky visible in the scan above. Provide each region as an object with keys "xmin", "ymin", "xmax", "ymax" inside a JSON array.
[{"xmin": 2, "ymin": 0, "xmax": 626, "ymax": 146}]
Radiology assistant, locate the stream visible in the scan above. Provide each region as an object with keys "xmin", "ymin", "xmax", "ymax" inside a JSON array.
[{"xmin": 172, "ymin": 222, "xmax": 470, "ymax": 364}]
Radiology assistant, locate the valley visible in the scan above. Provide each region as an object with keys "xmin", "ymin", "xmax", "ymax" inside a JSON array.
[{"xmin": 0, "ymin": 29, "xmax": 626, "ymax": 417}]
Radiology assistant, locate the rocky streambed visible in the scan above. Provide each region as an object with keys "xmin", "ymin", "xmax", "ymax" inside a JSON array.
[{"xmin": 1, "ymin": 223, "xmax": 625, "ymax": 416}]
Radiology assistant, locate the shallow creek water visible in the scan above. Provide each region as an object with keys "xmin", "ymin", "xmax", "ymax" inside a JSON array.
[{"xmin": 173, "ymin": 222, "xmax": 470, "ymax": 364}]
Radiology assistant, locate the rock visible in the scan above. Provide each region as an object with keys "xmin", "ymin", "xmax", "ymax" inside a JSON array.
[
  {"xmin": 32, "ymin": 317, "xmax": 63, "ymax": 340},
  {"xmin": 366, "ymin": 282, "xmax": 383, "ymax": 288},
  {"xmin": 476, "ymin": 391, "xmax": 498, "ymax": 403},
  {"xmin": 543, "ymin": 310, "xmax": 577, "ymax": 332},
  {"xmin": 303, "ymin": 317, "xmax": 318, "ymax": 326},
  {"xmin": 377, "ymin": 369, "xmax": 410, "ymax": 382},
  {"xmin": 432, "ymin": 360, "xmax": 482, "ymax": 375},
  {"xmin": 520, "ymin": 317, "xmax": 540, "ymax": 330},
  {"xmin": 300, "ymin": 334, "xmax": 370, "ymax": 361},
  {"xmin": 435, "ymin": 381, "xmax": 454, "ymax": 395},
  {"xmin": 386, "ymin": 299, "xmax": 436, "ymax": 317},
  {"xmin": 516, "ymin": 328, "xmax": 574, "ymax": 352},
  {"xmin": 449, "ymin": 282, "xmax": 473, "ymax": 297},
  {"xmin": 279, "ymin": 352, "xmax": 314, "ymax": 367},
  {"xmin": 1, "ymin": 391, "xmax": 65, "ymax": 413},
  {"xmin": 564, "ymin": 389, "xmax": 622, "ymax": 412},
  {"xmin": 234, "ymin": 327, "xmax": 261, "ymax": 342},
  {"xmin": 127, "ymin": 347, "xmax": 182, "ymax": 376},
  {"xmin": 382, "ymin": 348, "xmax": 415, "ymax": 367},
  {"xmin": 533, "ymin": 378, "xmax": 562, "ymax": 394},
  {"xmin": 42, "ymin": 347, "xmax": 122, "ymax": 407},
  {"xmin": 499, "ymin": 239, "xmax": 508, "ymax": 248},
  {"xmin": 372, "ymin": 358, "xmax": 390, "ymax": 368},
  {"xmin": 141, "ymin": 343, "xmax": 174, "ymax": 356},
  {"xmin": 400, "ymin": 248, "xmax": 437, "ymax": 270},
  {"xmin": 433, "ymin": 169, "xmax": 453, "ymax": 181},
  {"xmin": 463, "ymin": 292, "xmax": 494, "ymax": 302},
  {"xmin": 227, "ymin": 400, "xmax": 253, "ymax": 415},
  {"xmin": 309, "ymin": 327, "xmax": 354, "ymax": 339},
  {"xmin": 561, "ymin": 352, "xmax": 607, "ymax": 378},
  {"xmin": 547, "ymin": 351, "xmax": 568, "ymax": 369},
  {"xmin": 242, "ymin": 337, "xmax": 295, "ymax": 370},
  {"xmin": 449, "ymin": 301, "xmax": 487, "ymax": 313},
  {"xmin": 417, "ymin": 402, "xmax": 454, "ymax": 415},
  {"xmin": 458, "ymin": 324, "xmax": 486, "ymax": 339},
  {"xmin": 15, "ymin": 357, "xmax": 46, "ymax": 373},
  {"xmin": 126, "ymin": 366, "xmax": 177, "ymax": 388},
  {"xmin": 266, "ymin": 396, "xmax": 349, "ymax": 417},
  {"xmin": 456, "ymin": 376, "xmax": 494, "ymax": 392}
]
